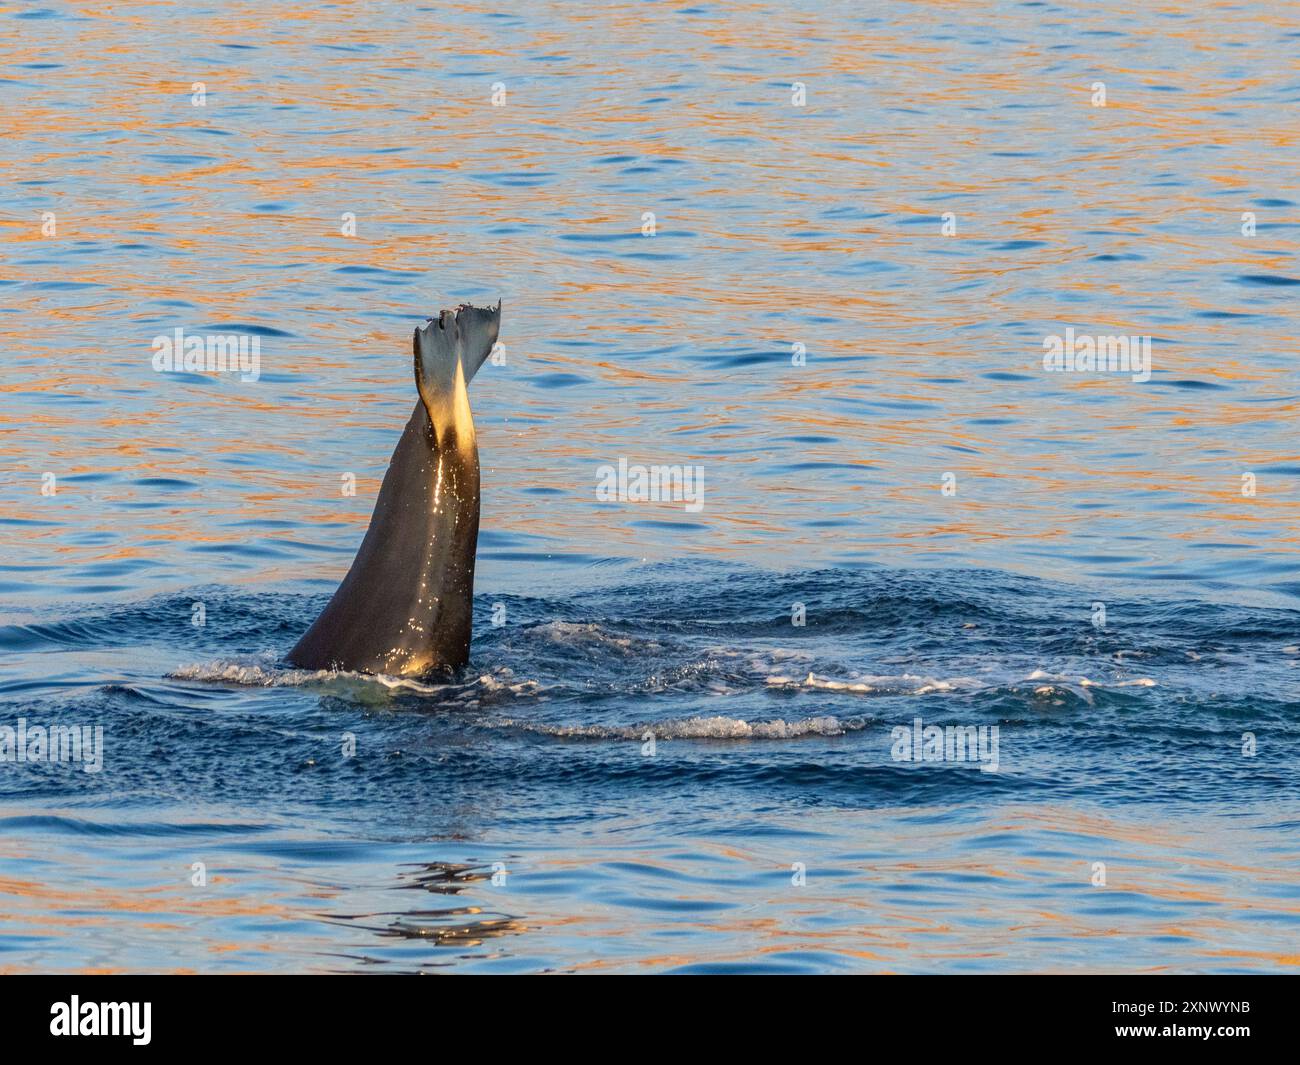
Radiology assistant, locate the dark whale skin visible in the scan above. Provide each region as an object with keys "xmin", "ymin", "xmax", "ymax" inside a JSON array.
[{"xmin": 287, "ymin": 303, "xmax": 500, "ymax": 677}]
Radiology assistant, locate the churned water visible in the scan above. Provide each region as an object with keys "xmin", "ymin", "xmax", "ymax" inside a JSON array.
[{"xmin": 1, "ymin": 2, "xmax": 1298, "ymax": 972}]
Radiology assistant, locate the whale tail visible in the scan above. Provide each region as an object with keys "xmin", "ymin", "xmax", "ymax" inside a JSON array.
[
  {"xmin": 414, "ymin": 302, "xmax": 500, "ymax": 397},
  {"xmin": 413, "ymin": 302, "xmax": 501, "ymax": 452},
  {"xmin": 287, "ymin": 303, "xmax": 500, "ymax": 677}
]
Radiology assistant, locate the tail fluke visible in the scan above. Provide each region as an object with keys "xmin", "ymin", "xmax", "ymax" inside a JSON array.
[{"xmin": 413, "ymin": 302, "xmax": 500, "ymax": 414}]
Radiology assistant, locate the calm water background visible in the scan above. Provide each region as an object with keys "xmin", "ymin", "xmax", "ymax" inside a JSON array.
[{"xmin": 2, "ymin": 1, "xmax": 1299, "ymax": 972}]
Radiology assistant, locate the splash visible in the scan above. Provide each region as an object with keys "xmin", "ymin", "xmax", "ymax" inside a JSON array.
[
  {"xmin": 168, "ymin": 657, "xmax": 540, "ymax": 699},
  {"xmin": 496, "ymin": 713, "xmax": 867, "ymax": 740}
]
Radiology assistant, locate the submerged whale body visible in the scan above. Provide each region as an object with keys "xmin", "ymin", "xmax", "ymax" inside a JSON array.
[{"xmin": 287, "ymin": 303, "xmax": 501, "ymax": 677}]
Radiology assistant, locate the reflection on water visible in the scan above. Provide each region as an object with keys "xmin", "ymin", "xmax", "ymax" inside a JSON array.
[
  {"xmin": 1, "ymin": 2, "xmax": 1298, "ymax": 972},
  {"xmin": 3, "ymin": 0, "xmax": 1298, "ymax": 604},
  {"xmin": 3, "ymin": 803, "xmax": 1298, "ymax": 974}
]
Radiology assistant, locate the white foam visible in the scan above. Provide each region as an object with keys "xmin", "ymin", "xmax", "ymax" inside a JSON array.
[
  {"xmin": 1027, "ymin": 669, "xmax": 1155, "ymax": 689},
  {"xmin": 169, "ymin": 658, "xmax": 539, "ymax": 698},
  {"xmin": 764, "ymin": 670, "xmax": 967, "ymax": 695},
  {"xmin": 762, "ymin": 667, "xmax": 1156, "ymax": 698},
  {"xmin": 504, "ymin": 713, "xmax": 863, "ymax": 741},
  {"xmin": 529, "ymin": 620, "xmax": 661, "ymax": 654}
]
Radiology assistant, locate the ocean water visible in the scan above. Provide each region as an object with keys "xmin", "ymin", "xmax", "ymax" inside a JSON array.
[{"xmin": 2, "ymin": 1, "xmax": 1299, "ymax": 973}]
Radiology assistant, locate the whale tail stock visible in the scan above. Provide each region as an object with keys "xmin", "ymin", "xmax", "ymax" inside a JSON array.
[{"xmin": 286, "ymin": 302, "xmax": 501, "ymax": 678}]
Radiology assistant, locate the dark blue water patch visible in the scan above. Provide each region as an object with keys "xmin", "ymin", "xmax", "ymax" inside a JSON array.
[
  {"xmin": 528, "ymin": 372, "xmax": 587, "ymax": 388},
  {"xmin": 186, "ymin": 542, "xmax": 295, "ymax": 559},
  {"xmin": 27, "ymin": 281, "xmax": 104, "ymax": 290},
  {"xmin": 1254, "ymin": 198, "xmax": 1294, "ymax": 207},
  {"xmin": 155, "ymin": 371, "xmax": 219, "ymax": 387},
  {"xmin": 558, "ymin": 233, "xmax": 643, "ymax": 243},
  {"xmin": 1091, "ymin": 253, "xmax": 1145, "ymax": 261},
  {"xmin": 829, "ymin": 258, "xmax": 906, "ymax": 276},
  {"xmin": 222, "ymin": 518, "xmax": 306, "ymax": 530},
  {"xmin": 74, "ymin": 560, "xmax": 163, "ymax": 579},
  {"xmin": 11, "ymin": 390, "xmax": 96, "ymax": 404},
  {"xmin": 1234, "ymin": 274, "xmax": 1299, "ymax": 286},
  {"xmin": 1196, "ymin": 310, "xmax": 1255, "ymax": 319},
  {"xmin": 267, "ymin": 539, "xmax": 346, "ymax": 555},
  {"xmin": 135, "ymin": 478, "xmax": 198, "ymax": 489},
  {"xmin": 1162, "ymin": 379, "xmax": 1230, "ymax": 391},
  {"xmin": 628, "ymin": 520, "xmax": 708, "ymax": 532},
  {"xmin": 991, "ymin": 240, "xmax": 1046, "ymax": 250},
  {"xmin": 709, "ymin": 351, "xmax": 787, "ymax": 369},
  {"xmin": 982, "ymin": 372, "xmax": 1033, "ymax": 381},
  {"xmin": 775, "ymin": 462, "xmax": 868, "ymax": 474},
  {"xmin": 144, "ymin": 154, "xmax": 217, "ymax": 165},
  {"xmin": 868, "ymin": 398, "xmax": 936, "ymax": 411},
  {"xmin": 331, "ymin": 266, "xmax": 414, "ymax": 279},
  {"xmin": 469, "ymin": 172, "xmax": 557, "ymax": 187},
  {"xmin": 194, "ymin": 323, "xmax": 295, "ymax": 336},
  {"xmin": 475, "ymin": 532, "xmax": 551, "ymax": 554},
  {"xmin": 0, "ymin": 815, "xmax": 275, "ymax": 838},
  {"xmin": 0, "ymin": 619, "xmax": 113, "ymax": 652},
  {"xmin": 602, "ymin": 893, "xmax": 735, "ymax": 913}
]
